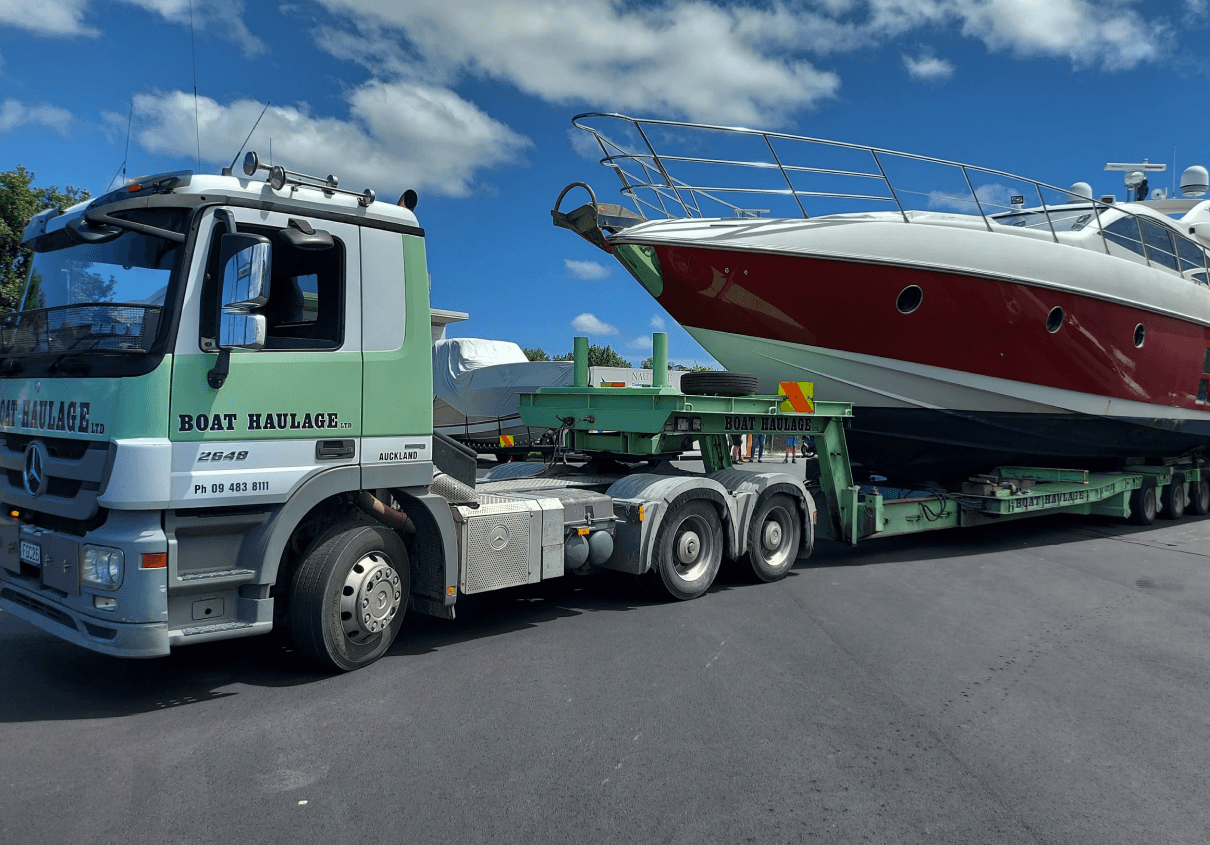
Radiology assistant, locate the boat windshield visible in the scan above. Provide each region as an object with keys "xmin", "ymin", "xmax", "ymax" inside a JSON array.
[
  {"xmin": 4, "ymin": 207, "xmax": 186, "ymax": 357},
  {"xmin": 991, "ymin": 207, "xmax": 1099, "ymax": 232}
]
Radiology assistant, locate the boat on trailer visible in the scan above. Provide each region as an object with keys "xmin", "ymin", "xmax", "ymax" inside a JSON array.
[{"xmin": 555, "ymin": 113, "xmax": 1210, "ymax": 480}]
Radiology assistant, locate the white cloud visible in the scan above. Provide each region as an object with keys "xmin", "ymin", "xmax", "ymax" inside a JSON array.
[
  {"xmin": 0, "ymin": 50, "xmax": 5, "ymax": 73},
  {"xmin": 116, "ymin": 0, "xmax": 266, "ymax": 57},
  {"xmin": 650, "ymin": 315, "xmax": 666, "ymax": 329},
  {"xmin": 314, "ymin": 0, "xmax": 841, "ymax": 125},
  {"xmin": 0, "ymin": 99, "xmax": 73, "ymax": 135},
  {"xmin": 951, "ymin": 0, "xmax": 1169, "ymax": 70},
  {"xmin": 628, "ymin": 335, "xmax": 654, "ymax": 351},
  {"xmin": 0, "ymin": 0, "xmax": 96, "ymax": 36},
  {"xmin": 564, "ymin": 259, "xmax": 611, "ymax": 281},
  {"xmin": 111, "ymin": 83, "xmax": 528, "ymax": 197},
  {"xmin": 902, "ymin": 51, "xmax": 954, "ymax": 81},
  {"xmin": 928, "ymin": 181, "xmax": 1017, "ymax": 213},
  {"xmin": 568, "ymin": 127, "xmax": 603, "ymax": 162},
  {"xmin": 571, "ymin": 313, "xmax": 618, "ymax": 335}
]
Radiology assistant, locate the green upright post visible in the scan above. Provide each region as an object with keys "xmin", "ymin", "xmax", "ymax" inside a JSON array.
[
  {"xmin": 574, "ymin": 336, "xmax": 588, "ymax": 387},
  {"xmin": 652, "ymin": 332, "xmax": 668, "ymax": 388}
]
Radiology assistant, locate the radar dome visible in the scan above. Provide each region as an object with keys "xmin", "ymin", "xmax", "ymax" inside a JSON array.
[
  {"xmin": 1066, "ymin": 182, "xmax": 1093, "ymax": 203},
  {"xmin": 1180, "ymin": 166, "xmax": 1208, "ymax": 198}
]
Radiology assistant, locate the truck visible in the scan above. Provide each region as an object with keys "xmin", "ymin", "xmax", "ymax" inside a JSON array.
[
  {"xmin": 3, "ymin": 155, "xmax": 1203, "ymax": 673},
  {"xmin": 0, "ymin": 154, "xmax": 825, "ymax": 671}
]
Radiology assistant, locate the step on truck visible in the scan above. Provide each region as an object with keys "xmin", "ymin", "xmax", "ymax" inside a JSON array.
[{"xmin": 0, "ymin": 155, "xmax": 825, "ymax": 671}]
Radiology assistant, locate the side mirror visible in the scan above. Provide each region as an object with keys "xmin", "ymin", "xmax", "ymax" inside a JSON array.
[{"xmin": 219, "ymin": 233, "xmax": 271, "ymax": 311}]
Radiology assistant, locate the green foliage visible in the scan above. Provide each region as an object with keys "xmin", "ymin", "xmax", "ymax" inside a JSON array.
[
  {"xmin": 522, "ymin": 347, "xmax": 550, "ymax": 361},
  {"xmin": 0, "ymin": 166, "xmax": 90, "ymax": 313},
  {"xmin": 640, "ymin": 355, "xmax": 713, "ymax": 372},
  {"xmin": 555, "ymin": 344, "xmax": 632, "ymax": 368}
]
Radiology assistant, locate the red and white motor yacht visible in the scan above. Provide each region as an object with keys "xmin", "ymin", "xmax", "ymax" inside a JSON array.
[{"xmin": 556, "ymin": 114, "xmax": 1210, "ymax": 479}]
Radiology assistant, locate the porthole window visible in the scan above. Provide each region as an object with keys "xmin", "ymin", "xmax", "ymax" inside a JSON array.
[
  {"xmin": 1133, "ymin": 323, "xmax": 1146, "ymax": 348},
  {"xmin": 1046, "ymin": 306, "xmax": 1065, "ymax": 334},
  {"xmin": 896, "ymin": 285, "xmax": 923, "ymax": 314}
]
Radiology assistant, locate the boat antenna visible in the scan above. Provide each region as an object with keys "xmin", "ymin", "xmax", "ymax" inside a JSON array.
[
  {"xmin": 224, "ymin": 100, "xmax": 270, "ymax": 176},
  {"xmin": 108, "ymin": 100, "xmax": 134, "ymax": 189},
  {"xmin": 189, "ymin": 0, "xmax": 201, "ymax": 170}
]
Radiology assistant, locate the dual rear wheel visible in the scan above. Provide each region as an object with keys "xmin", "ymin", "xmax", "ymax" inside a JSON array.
[{"xmin": 645, "ymin": 494, "xmax": 807, "ymax": 601}]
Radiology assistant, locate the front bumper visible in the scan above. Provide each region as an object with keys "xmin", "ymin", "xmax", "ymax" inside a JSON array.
[{"xmin": 1, "ymin": 580, "xmax": 170, "ymax": 657}]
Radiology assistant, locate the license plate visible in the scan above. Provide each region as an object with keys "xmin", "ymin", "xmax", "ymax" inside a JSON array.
[{"xmin": 20, "ymin": 541, "xmax": 40, "ymax": 566}]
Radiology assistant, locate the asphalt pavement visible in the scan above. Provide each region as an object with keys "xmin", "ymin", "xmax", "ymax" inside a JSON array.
[{"xmin": 3, "ymin": 457, "xmax": 1209, "ymax": 844}]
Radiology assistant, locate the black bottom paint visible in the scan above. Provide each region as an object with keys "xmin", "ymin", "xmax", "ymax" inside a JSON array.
[{"xmin": 845, "ymin": 408, "xmax": 1210, "ymax": 482}]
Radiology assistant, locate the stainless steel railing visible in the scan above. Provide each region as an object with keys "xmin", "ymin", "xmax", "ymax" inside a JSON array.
[{"xmin": 571, "ymin": 113, "xmax": 1210, "ymax": 281}]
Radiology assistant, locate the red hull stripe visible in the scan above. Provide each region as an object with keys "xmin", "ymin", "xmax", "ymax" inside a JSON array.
[{"xmin": 652, "ymin": 245, "xmax": 1210, "ymax": 412}]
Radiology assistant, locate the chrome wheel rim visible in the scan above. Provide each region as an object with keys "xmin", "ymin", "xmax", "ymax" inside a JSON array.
[
  {"xmin": 339, "ymin": 552, "xmax": 402, "ymax": 642},
  {"xmin": 758, "ymin": 504, "xmax": 795, "ymax": 568},
  {"xmin": 672, "ymin": 514, "xmax": 713, "ymax": 581}
]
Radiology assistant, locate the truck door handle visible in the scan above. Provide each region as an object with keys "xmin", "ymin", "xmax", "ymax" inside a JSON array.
[{"xmin": 316, "ymin": 439, "xmax": 356, "ymax": 460}]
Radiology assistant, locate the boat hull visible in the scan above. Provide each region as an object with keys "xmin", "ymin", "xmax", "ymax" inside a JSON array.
[{"xmin": 620, "ymin": 235, "xmax": 1210, "ymax": 479}]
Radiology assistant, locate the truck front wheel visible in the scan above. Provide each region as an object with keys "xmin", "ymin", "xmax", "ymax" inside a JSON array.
[
  {"xmin": 290, "ymin": 522, "xmax": 410, "ymax": 671},
  {"xmin": 646, "ymin": 500, "xmax": 723, "ymax": 601},
  {"xmin": 741, "ymin": 494, "xmax": 801, "ymax": 582}
]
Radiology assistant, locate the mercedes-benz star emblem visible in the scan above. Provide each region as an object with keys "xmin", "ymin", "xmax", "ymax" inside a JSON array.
[{"xmin": 23, "ymin": 440, "xmax": 48, "ymax": 498}]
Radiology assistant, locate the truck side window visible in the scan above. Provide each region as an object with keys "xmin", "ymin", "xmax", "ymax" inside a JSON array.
[{"xmin": 200, "ymin": 219, "xmax": 345, "ymax": 350}]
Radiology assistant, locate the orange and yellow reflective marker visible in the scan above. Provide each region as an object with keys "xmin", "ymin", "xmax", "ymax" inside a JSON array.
[
  {"xmin": 499, "ymin": 434, "xmax": 515, "ymax": 447},
  {"xmin": 778, "ymin": 381, "xmax": 815, "ymax": 414}
]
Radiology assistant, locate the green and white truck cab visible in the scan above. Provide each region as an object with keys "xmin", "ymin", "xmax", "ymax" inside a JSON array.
[
  {"xmin": 0, "ymin": 156, "xmax": 464, "ymax": 668},
  {"xmin": 0, "ymin": 157, "xmax": 820, "ymax": 671}
]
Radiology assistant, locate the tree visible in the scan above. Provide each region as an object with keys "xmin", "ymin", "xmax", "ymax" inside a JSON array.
[
  {"xmin": 0, "ymin": 166, "xmax": 90, "ymax": 313},
  {"xmin": 522, "ymin": 347, "xmax": 550, "ymax": 361},
  {"xmin": 555, "ymin": 344, "xmax": 631, "ymax": 368}
]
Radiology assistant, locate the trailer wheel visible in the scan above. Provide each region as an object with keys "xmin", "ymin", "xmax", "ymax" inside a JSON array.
[
  {"xmin": 646, "ymin": 500, "xmax": 723, "ymax": 600},
  {"xmin": 1159, "ymin": 481, "xmax": 1186, "ymax": 520},
  {"xmin": 741, "ymin": 494, "xmax": 800, "ymax": 582},
  {"xmin": 680, "ymin": 371, "xmax": 759, "ymax": 397},
  {"xmin": 1189, "ymin": 475, "xmax": 1210, "ymax": 515},
  {"xmin": 1129, "ymin": 479, "xmax": 1157, "ymax": 526},
  {"xmin": 290, "ymin": 522, "xmax": 410, "ymax": 671}
]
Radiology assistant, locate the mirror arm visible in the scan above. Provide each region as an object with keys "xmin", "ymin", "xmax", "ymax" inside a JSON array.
[
  {"xmin": 214, "ymin": 208, "xmax": 237, "ymax": 235},
  {"xmin": 207, "ymin": 348, "xmax": 231, "ymax": 390},
  {"xmin": 84, "ymin": 208, "xmax": 186, "ymax": 243}
]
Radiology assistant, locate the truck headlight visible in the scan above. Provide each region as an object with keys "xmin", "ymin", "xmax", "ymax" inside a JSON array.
[{"xmin": 82, "ymin": 545, "xmax": 124, "ymax": 590}]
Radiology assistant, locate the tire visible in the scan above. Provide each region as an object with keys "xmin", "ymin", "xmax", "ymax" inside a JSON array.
[
  {"xmin": 741, "ymin": 493, "xmax": 801, "ymax": 582},
  {"xmin": 1159, "ymin": 480, "xmax": 1186, "ymax": 520},
  {"xmin": 645, "ymin": 499, "xmax": 723, "ymax": 600},
  {"xmin": 1188, "ymin": 474, "xmax": 1210, "ymax": 515},
  {"xmin": 290, "ymin": 521, "xmax": 410, "ymax": 671},
  {"xmin": 1129, "ymin": 478, "xmax": 1157, "ymax": 526},
  {"xmin": 680, "ymin": 371, "xmax": 759, "ymax": 397}
]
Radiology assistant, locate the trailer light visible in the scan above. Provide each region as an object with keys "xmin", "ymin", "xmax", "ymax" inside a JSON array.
[
  {"xmin": 93, "ymin": 596, "xmax": 117, "ymax": 611},
  {"xmin": 81, "ymin": 545, "xmax": 124, "ymax": 590},
  {"xmin": 639, "ymin": 505, "xmax": 645, "ymax": 522},
  {"xmin": 8, "ymin": 509, "xmax": 18, "ymax": 519},
  {"xmin": 141, "ymin": 552, "xmax": 167, "ymax": 569},
  {"xmin": 446, "ymin": 586, "xmax": 456, "ymax": 597},
  {"xmin": 691, "ymin": 417, "xmax": 701, "ymax": 432},
  {"xmin": 676, "ymin": 417, "xmax": 690, "ymax": 432},
  {"xmin": 577, "ymin": 527, "xmax": 590, "ymax": 536}
]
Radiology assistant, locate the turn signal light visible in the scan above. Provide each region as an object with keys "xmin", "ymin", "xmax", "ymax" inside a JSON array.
[
  {"xmin": 141, "ymin": 552, "xmax": 167, "ymax": 569},
  {"xmin": 8, "ymin": 510, "xmax": 18, "ymax": 519},
  {"xmin": 445, "ymin": 586, "xmax": 456, "ymax": 597}
]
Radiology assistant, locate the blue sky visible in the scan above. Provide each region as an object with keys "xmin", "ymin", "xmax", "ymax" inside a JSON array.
[{"xmin": 2, "ymin": 0, "xmax": 1208, "ymax": 366}]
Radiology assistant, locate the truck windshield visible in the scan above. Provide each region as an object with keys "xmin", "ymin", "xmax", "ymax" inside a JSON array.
[{"xmin": 4, "ymin": 208, "xmax": 186, "ymax": 357}]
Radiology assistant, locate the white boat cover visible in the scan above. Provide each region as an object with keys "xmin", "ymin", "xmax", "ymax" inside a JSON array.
[{"xmin": 433, "ymin": 338, "xmax": 573, "ymax": 419}]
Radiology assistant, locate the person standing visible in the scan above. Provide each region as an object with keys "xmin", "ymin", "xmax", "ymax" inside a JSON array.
[
  {"xmin": 783, "ymin": 434, "xmax": 798, "ymax": 463},
  {"xmin": 754, "ymin": 433, "xmax": 765, "ymax": 462},
  {"xmin": 730, "ymin": 433, "xmax": 743, "ymax": 464}
]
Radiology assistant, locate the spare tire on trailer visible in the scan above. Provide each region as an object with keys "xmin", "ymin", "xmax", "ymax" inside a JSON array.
[{"xmin": 680, "ymin": 371, "xmax": 759, "ymax": 397}]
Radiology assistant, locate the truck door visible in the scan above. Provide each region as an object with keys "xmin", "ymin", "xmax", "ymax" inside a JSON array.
[{"xmin": 168, "ymin": 207, "xmax": 363, "ymax": 507}]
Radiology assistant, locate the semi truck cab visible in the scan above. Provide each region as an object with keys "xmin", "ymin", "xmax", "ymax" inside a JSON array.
[{"xmin": 0, "ymin": 156, "xmax": 819, "ymax": 671}]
